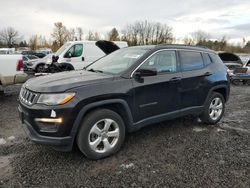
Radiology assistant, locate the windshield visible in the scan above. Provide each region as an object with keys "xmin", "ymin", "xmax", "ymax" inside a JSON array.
[
  {"xmin": 55, "ymin": 43, "xmax": 71, "ymax": 56},
  {"xmin": 86, "ymin": 48, "xmax": 148, "ymax": 75}
]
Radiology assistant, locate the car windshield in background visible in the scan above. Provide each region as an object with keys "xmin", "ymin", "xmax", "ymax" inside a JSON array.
[
  {"xmin": 86, "ymin": 48, "xmax": 148, "ymax": 75},
  {"xmin": 55, "ymin": 43, "xmax": 71, "ymax": 56}
]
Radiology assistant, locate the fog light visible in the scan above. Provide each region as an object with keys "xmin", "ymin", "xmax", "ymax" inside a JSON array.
[
  {"xmin": 35, "ymin": 118, "xmax": 63, "ymax": 123},
  {"xmin": 35, "ymin": 118, "xmax": 63, "ymax": 133}
]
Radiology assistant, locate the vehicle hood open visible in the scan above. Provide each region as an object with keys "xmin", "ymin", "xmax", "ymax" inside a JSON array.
[
  {"xmin": 24, "ymin": 70, "xmax": 114, "ymax": 93},
  {"xmin": 218, "ymin": 52, "xmax": 243, "ymax": 65},
  {"xmin": 95, "ymin": 40, "xmax": 120, "ymax": 55}
]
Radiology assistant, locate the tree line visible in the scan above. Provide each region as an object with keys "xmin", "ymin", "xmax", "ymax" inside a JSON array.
[{"xmin": 0, "ymin": 20, "xmax": 249, "ymax": 53}]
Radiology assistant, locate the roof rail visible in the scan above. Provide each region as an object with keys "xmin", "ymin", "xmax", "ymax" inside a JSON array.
[{"xmin": 156, "ymin": 44, "xmax": 209, "ymax": 49}]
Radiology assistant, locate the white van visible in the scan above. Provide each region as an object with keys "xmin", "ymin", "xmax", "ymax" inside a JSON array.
[{"xmin": 51, "ymin": 40, "xmax": 128, "ymax": 70}]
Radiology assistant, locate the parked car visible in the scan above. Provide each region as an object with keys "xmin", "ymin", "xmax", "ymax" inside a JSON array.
[
  {"xmin": 37, "ymin": 48, "xmax": 53, "ymax": 55},
  {"xmin": 48, "ymin": 40, "xmax": 128, "ymax": 70},
  {"xmin": 0, "ymin": 54, "xmax": 27, "ymax": 92},
  {"xmin": 218, "ymin": 52, "xmax": 243, "ymax": 70},
  {"xmin": 0, "ymin": 48, "xmax": 15, "ymax": 54},
  {"xmin": 21, "ymin": 51, "xmax": 46, "ymax": 58},
  {"xmin": 18, "ymin": 45, "xmax": 230, "ymax": 160},
  {"xmin": 244, "ymin": 59, "xmax": 250, "ymax": 72},
  {"xmin": 23, "ymin": 55, "xmax": 49, "ymax": 73}
]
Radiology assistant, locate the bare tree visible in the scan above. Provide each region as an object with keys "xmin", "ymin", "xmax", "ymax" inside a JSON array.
[
  {"xmin": 51, "ymin": 22, "xmax": 68, "ymax": 47},
  {"xmin": 86, "ymin": 31, "xmax": 100, "ymax": 41},
  {"xmin": 108, "ymin": 28, "xmax": 120, "ymax": 41},
  {"xmin": 76, "ymin": 27, "xmax": 83, "ymax": 40},
  {"xmin": 191, "ymin": 30, "xmax": 210, "ymax": 45},
  {"xmin": 29, "ymin": 35, "xmax": 38, "ymax": 50},
  {"xmin": 183, "ymin": 35, "xmax": 195, "ymax": 45},
  {"xmin": 122, "ymin": 21, "xmax": 173, "ymax": 46},
  {"xmin": 67, "ymin": 28, "xmax": 76, "ymax": 41},
  {"xmin": 86, "ymin": 31, "xmax": 95, "ymax": 41},
  {"xmin": 0, "ymin": 27, "xmax": 20, "ymax": 47}
]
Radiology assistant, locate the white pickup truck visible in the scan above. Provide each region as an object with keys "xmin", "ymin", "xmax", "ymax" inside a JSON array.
[{"xmin": 0, "ymin": 55, "xmax": 28, "ymax": 92}]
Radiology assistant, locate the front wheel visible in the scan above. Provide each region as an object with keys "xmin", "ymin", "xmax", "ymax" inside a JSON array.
[
  {"xmin": 200, "ymin": 92, "xmax": 225, "ymax": 124},
  {"xmin": 35, "ymin": 64, "xmax": 45, "ymax": 73},
  {"xmin": 77, "ymin": 109, "xmax": 125, "ymax": 160}
]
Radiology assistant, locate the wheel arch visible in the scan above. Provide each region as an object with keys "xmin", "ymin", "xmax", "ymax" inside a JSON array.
[
  {"xmin": 70, "ymin": 99, "xmax": 134, "ymax": 143},
  {"xmin": 35, "ymin": 63, "xmax": 45, "ymax": 71},
  {"xmin": 206, "ymin": 85, "xmax": 229, "ymax": 103},
  {"xmin": 59, "ymin": 63, "xmax": 75, "ymax": 70}
]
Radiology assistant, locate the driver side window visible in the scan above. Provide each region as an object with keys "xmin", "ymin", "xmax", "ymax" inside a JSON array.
[
  {"xmin": 140, "ymin": 50, "xmax": 177, "ymax": 73},
  {"xmin": 65, "ymin": 44, "xmax": 83, "ymax": 58}
]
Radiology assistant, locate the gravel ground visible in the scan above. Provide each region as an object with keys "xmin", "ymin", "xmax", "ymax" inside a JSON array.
[{"xmin": 0, "ymin": 85, "xmax": 249, "ymax": 188}]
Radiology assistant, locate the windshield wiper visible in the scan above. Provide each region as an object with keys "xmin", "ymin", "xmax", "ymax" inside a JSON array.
[{"xmin": 87, "ymin": 68, "xmax": 103, "ymax": 73}]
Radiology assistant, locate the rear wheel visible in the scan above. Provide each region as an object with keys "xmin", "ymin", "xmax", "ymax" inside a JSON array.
[
  {"xmin": 77, "ymin": 109, "xmax": 125, "ymax": 160},
  {"xmin": 245, "ymin": 80, "xmax": 250, "ymax": 85},
  {"xmin": 200, "ymin": 92, "xmax": 225, "ymax": 124}
]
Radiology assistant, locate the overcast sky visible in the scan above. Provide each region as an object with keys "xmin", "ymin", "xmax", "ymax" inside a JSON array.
[{"xmin": 1, "ymin": 0, "xmax": 250, "ymax": 44}]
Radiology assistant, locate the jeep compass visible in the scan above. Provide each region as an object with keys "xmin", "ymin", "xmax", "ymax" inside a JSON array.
[{"xmin": 18, "ymin": 45, "xmax": 230, "ymax": 160}]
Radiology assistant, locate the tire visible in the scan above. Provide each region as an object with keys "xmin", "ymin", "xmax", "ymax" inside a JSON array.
[
  {"xmin": 77, "ymin": 109, "xmax": 125, "ymax": 160},
  {"xmin": 231, "ymin": 79, "xmax": 242, "ymax": 86},
  {"xmin": 35, "ymin": 64, "xmax": 45, "ymax": 73},
  {"xmin": 200, "ymin": 92, "xmax": 225, "ymax": 124},
  {"xmin": 246, "ymin": 80, "xmax": 250, "ymax": 86}
]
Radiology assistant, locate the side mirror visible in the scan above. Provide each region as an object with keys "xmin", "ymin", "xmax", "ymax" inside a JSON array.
[
  {"xmin": 134, "ymin": 68, "xmax": 157, "ymax": 78},
  {"xmin": 52, "ymin": 55, "xmax": 59, "ymax": 63},
  {"xmin": 64, "ymin": 52, "xmax": 72, "ymax": 58}
]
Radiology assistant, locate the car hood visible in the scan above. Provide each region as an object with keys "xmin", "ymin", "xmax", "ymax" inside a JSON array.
[{"xmin": 24, "ymin": 70, "xmax": 114, "ymax": 93}]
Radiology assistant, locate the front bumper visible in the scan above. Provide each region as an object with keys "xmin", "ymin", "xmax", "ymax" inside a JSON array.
[{"xmin": 18, "ymin": 103, "xmax": 77, "ymax": 151}]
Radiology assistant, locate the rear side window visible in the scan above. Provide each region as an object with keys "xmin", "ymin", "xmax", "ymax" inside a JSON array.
[
  {"xmin": 203, "ymin": 53, "xmax": 213, "ymax": 66},
  {"xmin": 209, "ymin": 53, "xmax": 224, "ymax": 64},
  {"xmin": 179, "ymin": 51, "xmax": 204, "ymax": 71}
]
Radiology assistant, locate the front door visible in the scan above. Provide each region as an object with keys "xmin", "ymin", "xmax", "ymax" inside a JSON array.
[
  {"xmin": 132, "ymin": 50, "xmax": 182, "ymax": 123},
  {"xmin": 63, "ymin": 44, "xmax": 84, "ymax": 70}
]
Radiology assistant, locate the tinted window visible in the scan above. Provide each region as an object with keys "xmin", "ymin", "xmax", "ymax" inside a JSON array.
[
  {"xmin": 210, "ymin": 53, "xmax": 224, "ymax": 64},
  {"xmin": 180, "ymin": 51, "xmax": 204, "ymax": 71},
  {"xmin": 203, "ymin": 53, "xmax": 212, "ymax": 66},
  {"xmin": 66, "ymin": 44, "xmax": 83, "ymax": 58},
  {"xmin": 140, "ymin": 50, "xmax": 177, "ymax": 73}
]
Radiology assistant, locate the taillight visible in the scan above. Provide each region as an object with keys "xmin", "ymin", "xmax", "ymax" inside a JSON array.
[{"xmin": 16, "ymin": 59, "xmax": 24, "ymax": 71}]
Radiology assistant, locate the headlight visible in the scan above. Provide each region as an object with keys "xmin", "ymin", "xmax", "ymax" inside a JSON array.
[{"xmin": 37, "ymin": 93, "xmax": 75, "ymax": 105}]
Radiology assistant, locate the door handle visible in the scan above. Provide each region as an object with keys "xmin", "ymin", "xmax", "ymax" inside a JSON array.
[
  {"xmin": 170, "ymin": 77, "xmax": 181, "ymax": 83},
  {"xmin": 204, "ymin": 72, "xmax": 212, "ymax": 76}
]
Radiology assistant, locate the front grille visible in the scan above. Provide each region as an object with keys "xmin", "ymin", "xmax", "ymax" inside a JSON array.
[{"xmin": 19, "ymin": 87, "xmax": 38, "ymax": 105}]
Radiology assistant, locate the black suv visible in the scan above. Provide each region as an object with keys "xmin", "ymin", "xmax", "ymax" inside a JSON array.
[{"xmin": 18, "ymin": 45, "xmax": 230, "ymax": 160}]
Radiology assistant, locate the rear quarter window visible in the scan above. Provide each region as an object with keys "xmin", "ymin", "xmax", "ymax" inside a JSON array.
[
  {"xmin": 209, "ymin": 53, "xmax": 224, "ymax": 64},
  {"xmin": 179, "ymin": 51, "xmax": 204, "ymax": 71},
  {"xmin": 203, "ymin": 53, "xmax": 213, "ymax": 66}
]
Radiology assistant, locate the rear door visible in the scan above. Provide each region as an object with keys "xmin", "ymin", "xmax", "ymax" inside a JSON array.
[{"xmin": 179, "ymin": 51, "xmax": 212, "ymax": 108}]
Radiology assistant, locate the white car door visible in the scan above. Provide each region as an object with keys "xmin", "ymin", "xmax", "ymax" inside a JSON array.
[{"xmin": 63, "ymin": 44, "xmax": 84, "ymax": 70}]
